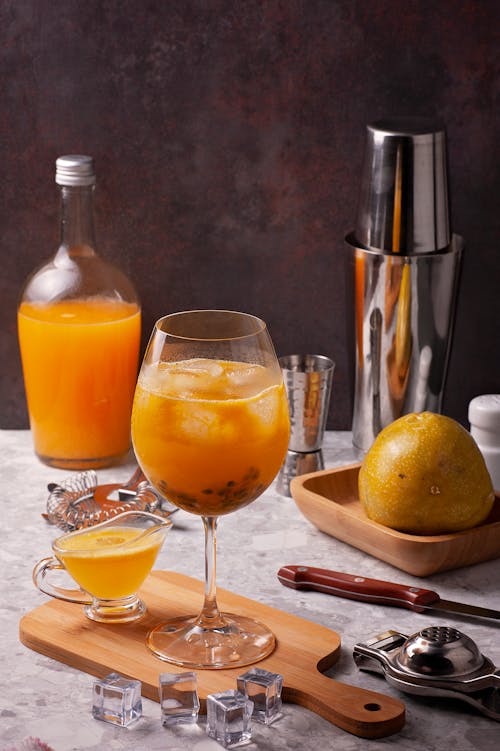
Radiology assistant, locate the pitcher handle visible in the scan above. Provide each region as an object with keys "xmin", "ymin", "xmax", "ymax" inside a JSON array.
[{"xmin": 33, "ymin": 556, "xmax": 92, "ymax": 605}]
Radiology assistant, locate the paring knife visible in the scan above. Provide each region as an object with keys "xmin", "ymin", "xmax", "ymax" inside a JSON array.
[{"xmin": 277, "ymin": 565, "xmax": 500, "ymax": 624}]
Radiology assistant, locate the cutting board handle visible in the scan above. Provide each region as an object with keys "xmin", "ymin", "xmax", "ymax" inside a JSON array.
[{"xmin": 284, "ymin": 670, "xmax": 405, "ymax": 739}]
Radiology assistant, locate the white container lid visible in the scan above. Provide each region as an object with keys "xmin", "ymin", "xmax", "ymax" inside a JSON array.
[{"xmin": 468, "ymin": 394, "xmax": 500, "ymax": 432}]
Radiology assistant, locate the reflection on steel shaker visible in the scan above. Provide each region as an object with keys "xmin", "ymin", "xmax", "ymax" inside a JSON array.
[{"xmin": 346, "ymin": 118, "xmax": 462, "ymax": 450}]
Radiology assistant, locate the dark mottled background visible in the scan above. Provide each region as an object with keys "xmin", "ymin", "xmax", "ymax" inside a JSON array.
[{"xmin": 1, "ymin": 0, "xmax": 499, "ymax": 430}]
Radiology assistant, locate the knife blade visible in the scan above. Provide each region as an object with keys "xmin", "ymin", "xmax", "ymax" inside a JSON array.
[{"xmin": 277, "ymin": 565, "xmax": 500, "ymax": 624}]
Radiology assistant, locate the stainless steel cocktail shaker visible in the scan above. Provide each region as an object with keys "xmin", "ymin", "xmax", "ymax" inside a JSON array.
[{"xmin": 346, "ymin": 119, "xmax": 462, "ymax": 450}]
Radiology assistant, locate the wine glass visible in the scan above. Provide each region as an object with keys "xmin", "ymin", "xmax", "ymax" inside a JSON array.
[{"xmin": 131, "ymin": 310, "xmax": 290, "ymax": 668}]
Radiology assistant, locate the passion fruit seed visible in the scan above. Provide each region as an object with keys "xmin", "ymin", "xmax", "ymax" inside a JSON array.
[{"xmin": 158, "ymin": 467, "xmax": 263, "ymax": 515}]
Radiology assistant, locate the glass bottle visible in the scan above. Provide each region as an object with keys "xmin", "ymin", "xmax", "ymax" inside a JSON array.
[{"xmin": 18, "ymin": 155, "xmax": 141, "ymax": 469}]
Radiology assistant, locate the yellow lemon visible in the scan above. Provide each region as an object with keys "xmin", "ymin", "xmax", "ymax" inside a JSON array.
[{"xmin": 358, "ymin": 412, "xmax": 495, "ymax": 535}]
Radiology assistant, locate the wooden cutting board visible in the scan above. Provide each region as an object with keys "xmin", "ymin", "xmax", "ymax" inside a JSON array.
[{"xmin": 19, "ymin": 570, "xmax": 405, "ymax": 739}]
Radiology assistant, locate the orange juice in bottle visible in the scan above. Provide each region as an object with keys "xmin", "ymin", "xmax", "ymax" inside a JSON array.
[
  {"xmin": 132, "ymin": 358, "xmax": 290, "ymax": 515},
  {"xmin": 18, "ymin": 155, "xmax": 141, "ymax": 468}
]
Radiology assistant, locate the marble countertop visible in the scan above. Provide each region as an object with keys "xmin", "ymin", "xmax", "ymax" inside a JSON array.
[{"xmin": 1, "ymin": 430, "xmax": 498, "ymax": 751}]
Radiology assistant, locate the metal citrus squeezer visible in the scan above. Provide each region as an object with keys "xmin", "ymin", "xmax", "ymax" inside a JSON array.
[{"xmin": 354, "ymin": 625, "xmax": 500, "ymax": 721}]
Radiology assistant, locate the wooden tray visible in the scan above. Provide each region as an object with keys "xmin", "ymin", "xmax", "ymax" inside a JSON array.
[
  {"xmin": 19, "ymin": 570, "xmax": 405, "ymax": 739},
  {"xmin": 291, "ymin": 463, "xmax": 500, "ymax": 577}
]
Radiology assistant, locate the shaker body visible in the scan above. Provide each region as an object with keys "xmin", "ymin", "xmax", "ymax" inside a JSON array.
[{"xmin": 347, "ymin": 234, "xmax": 462, "ymax": 451}]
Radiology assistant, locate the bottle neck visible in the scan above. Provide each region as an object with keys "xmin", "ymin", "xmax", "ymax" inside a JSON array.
[{"xmin": 58, "ymin": 185, "xmax": 97, "ymax": 257}]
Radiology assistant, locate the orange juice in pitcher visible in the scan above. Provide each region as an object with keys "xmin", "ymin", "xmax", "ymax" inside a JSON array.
[
  {"xmin": 54, "ymin": 521, "xmax": 165, "ymax": 600},
  {"xmin": 18, "ymin": 156, "xmax": 141, "ymax": 468}
]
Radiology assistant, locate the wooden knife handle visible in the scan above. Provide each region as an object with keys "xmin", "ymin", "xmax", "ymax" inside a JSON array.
[{"xmin": 277, "ymin": 565, "xmax": 440, "ymax": 612}]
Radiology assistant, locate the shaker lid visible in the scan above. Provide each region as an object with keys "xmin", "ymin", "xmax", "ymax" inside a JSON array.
[
  {"xmin": 56, "ymin": 155, "xmax": 95, "ymax": 186},
  {"xmin": 368, "ymin": 117, "xmax": 446, "ymax": 139},
  {"xmin": 354, "ymin": 117, "xmax": 451, "ymax": 254}
]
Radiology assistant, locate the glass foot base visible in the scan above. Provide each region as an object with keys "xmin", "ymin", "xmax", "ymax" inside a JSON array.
[
  {"xmin": 84, "ymin": 596, "xmax": 146, "ymax": 624},
  {"xmin": 147, "ymin": 613, "xmax": 276, "ymax": 669}
]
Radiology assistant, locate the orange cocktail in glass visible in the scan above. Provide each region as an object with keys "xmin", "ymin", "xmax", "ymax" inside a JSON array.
[
  {"xmin": 131, "ymin": 310, "xmax": 290, "ymax": 669},
  {"xmin": 132, "ymin": 358, "xmax": 290, "ymax": 516}
]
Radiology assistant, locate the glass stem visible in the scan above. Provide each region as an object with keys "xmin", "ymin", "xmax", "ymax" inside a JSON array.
[{"xmin": 199, "ymin": 516, "xmax": 226, "ymax": 629}]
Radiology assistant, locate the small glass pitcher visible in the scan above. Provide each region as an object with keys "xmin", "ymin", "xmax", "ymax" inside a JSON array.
[{"xmin": 33, "ymin": 511, "xmax": 171, "ymax": 624}]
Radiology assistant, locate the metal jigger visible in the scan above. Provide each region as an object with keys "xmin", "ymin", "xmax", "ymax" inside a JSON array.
[
  {"xmin": 276, "ymin": 355, "xmax": 335, "ymax": 496},
  {"xmin": 346, "ymin": 118, "xmax": 462, "ymax": 451}
]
